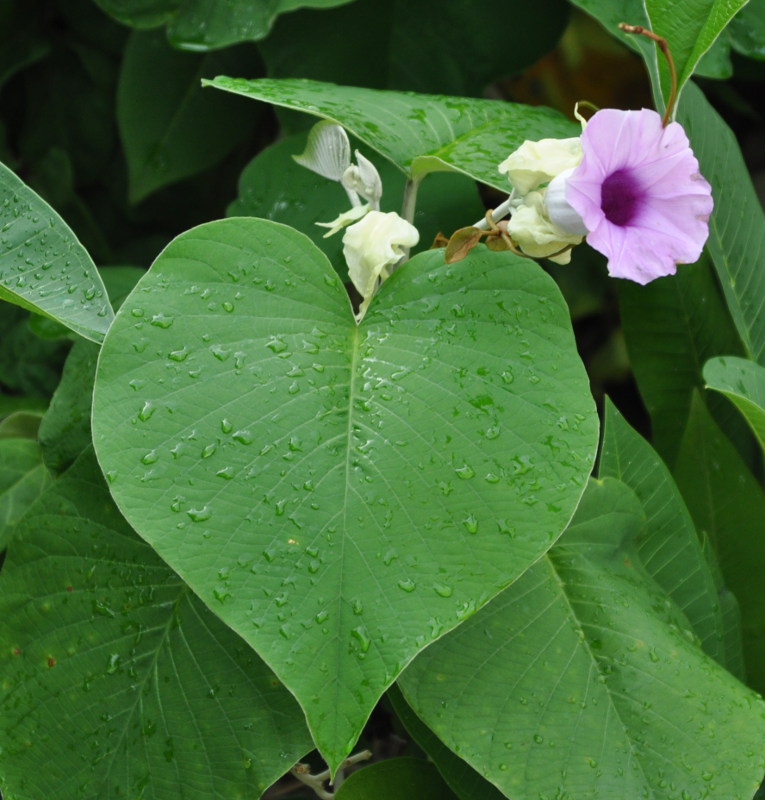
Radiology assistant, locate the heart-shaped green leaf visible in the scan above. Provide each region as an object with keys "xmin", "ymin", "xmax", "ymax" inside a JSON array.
[
  {"xmin": 92, "ymin": 217, "xmax": 598, "ymax": 769},
  {"xmin": 204, "ymin": 78, "xmax": 579, "ymax": 191},
  {"xmin": 398, "ymin": 478, "xmax": 765, "ymax": 800},
  {"xmin": 704, "ymin": 355, "xmax": 765, "ymax": 450},
  {"xmin": 0, "ymin": 161, "xmax": 114, "ymax": 343},
  {"xmin": 0, "ymin": 449, "xmax": 312, "ymax": 800}
]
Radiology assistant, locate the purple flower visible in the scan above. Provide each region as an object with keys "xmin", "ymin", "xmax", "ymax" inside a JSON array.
[{"xmin": 549, "ymin": 108, "xmax": 713, "ymax": 284}]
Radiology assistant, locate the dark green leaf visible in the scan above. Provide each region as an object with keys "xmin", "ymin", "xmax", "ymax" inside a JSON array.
[
  {"xmin": 118, "ymin": 31, "xmax": 262, "ymax": 203},
  {"xmin": 260, "ymin": 0, "xmax": 569, "ymax": 97},
  {"xmin": 94, "ymin": 0, "xmax": 356, "ymax": 48}
]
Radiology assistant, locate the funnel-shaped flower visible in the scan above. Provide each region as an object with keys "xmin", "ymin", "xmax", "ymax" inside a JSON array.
[{"xmin": 549, "ymin": 108, "xmax": 713, "ymax": 284}]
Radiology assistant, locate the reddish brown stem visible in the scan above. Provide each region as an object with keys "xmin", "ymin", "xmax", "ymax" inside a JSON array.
[{"xmin": 619, "ymin": 22, "xmax": 677, "ymax": 125}]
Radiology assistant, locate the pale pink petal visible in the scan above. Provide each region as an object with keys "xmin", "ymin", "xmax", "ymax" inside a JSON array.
[{"xmin": 563, "ymin": 108, "xmax": 713, "ymax": 284}]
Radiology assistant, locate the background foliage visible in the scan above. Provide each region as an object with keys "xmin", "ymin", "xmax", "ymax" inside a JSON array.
[{"xmin": 1, "ymin": 0, "xmax": 765, "ymax": 798}]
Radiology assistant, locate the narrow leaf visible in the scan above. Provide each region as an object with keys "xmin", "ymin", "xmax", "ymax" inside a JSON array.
[
  {"xmin": 673, "ymin": 391, "xmax": 765, "ymax": 692},
  {"xmin": 678, "ymin": 82, "xmax": 765, "ymax": 364},
  {"xmin": 598, "ymin": 399, "xmax": 728, "ymax": 666}
]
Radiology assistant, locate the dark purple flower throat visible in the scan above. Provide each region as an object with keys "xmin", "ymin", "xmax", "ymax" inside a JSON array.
[{"xmin": 601, "ymin": 169, "xmax": 641, "ymax": 226}]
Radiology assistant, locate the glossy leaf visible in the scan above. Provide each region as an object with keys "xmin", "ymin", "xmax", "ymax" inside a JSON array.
[
  {"xmin": 92, "ymin": 218, "xmax": 598, "ymax": 770},
  {"xmin": 598, "ymin": 399, "xmax": 730, "ymax": 667},
  {"xmin": 398, "ymin": 478, "xmax": 765, "ymax": 800},
  {"xmin": 673, "ymin": 392, "xmax": 765, "ymax": 692},
  {"xmin": 0, "ymin": 448, "xmax": 312, "ymax": 800},
  {"xmin": 117, "ymin": 31, "xmax": 261, "ymax": 203},
  {"xmin": 645, "ymin": 0, "xmax": 748, "ymax": 105},
  {"xmin": 0, "ymin": 161, "xmax": 113, "ymax": 343},
  {"xmin": 94, "ymin": 0, "xmax": 356, "ymax": 49},
  {"xmin": 228, "ymin": 132, "xmax": 484, "ymax": 281},
  {"xmin": 617, "ymin": 254, "xmax": 748, "ymax": 463},
  {"xmin": 0, "ymin": 437, "xmax": 50, "ymax": 550},
  {"xmin": 334, "ymin": 757, "xmax": 456, "ymax": 800},
  {"xmin": 388, "ymin": 685, "xmax": 506, "ymax": 800},
  {"xmin": 704, "ymin": 355, "xmax": 765, "ymax": 450},
  {"xmin": 205, "ymin": 77, "xmax": 579, "ymax": 191},
  {"xmin": 678, "ymin": 82, "xmax": 765, "ymax": 365}
]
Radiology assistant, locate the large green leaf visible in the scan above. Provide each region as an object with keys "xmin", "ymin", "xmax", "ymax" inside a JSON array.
[
  {"xmin": 0, "ymin": 448, "xmax": 312, "ymax": 800},
  {"xmin": 673, "ymin": 392, "xmax": 765, "ymax": 692},
  {"xmin": 92, "ymin": 217, "xmax": 598, "ymax": 770},
  {"xmin": 0, "ymin": 437, "xmax": 51, "ymax": 550},
  {"xmin": 118, "ymin": 31, "xmax": 261, "ymax": 203},
  {"xmin": 260, "ymin": 0, "xmax": 569, "ymax": 97},
  {"xmin": 598, "ymin": 400, "xmax": 730, "ymax": 668},
  {"xmin": 0, "ymin": 161, "xmax": 113, "ymax": 343},
  {"xmin": 645, "ymin": 0, "xmax": 749, "ymax": 105},
  {"xmin": 618, "ymin": 254, "xmax": 748, "ymax": 464},
  {"xmin": 228, "ymin": 132, "xmax": 484, "ymax": 281},
  {"xmin": 678, "ymin": 82, "xmax": 765, "ymax": 365},
  {"xmin": 704, "ymin": 355, "xmax": 765, "ymax": 450},
  {"xmin": 398, "ymin": 478, "xmax": 765, "ymax": 800},
  {"xmin": 204, "ymin": 77, "xmax": 579, "ymax": 191},
  {"xmin": 94, "ymin": 0, "xmax": 356, "ymax": 49}
]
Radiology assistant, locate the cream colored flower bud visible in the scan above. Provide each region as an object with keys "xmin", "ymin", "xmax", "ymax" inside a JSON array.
[
  {"xmin": 343, "ymin": 210, "xmax": 419, "ymax": 321},
  {"xmin": 506, "ymin": 190, "xmax": 583, "ymax": 265},
  {"xmin": 498, "ymin": 137, "xmax": 582, "ymax": 195}
]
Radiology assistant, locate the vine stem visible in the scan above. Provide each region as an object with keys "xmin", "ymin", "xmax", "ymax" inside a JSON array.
[
  {"xmin": 290, "ymin": 749, "xmax": 373, "ymax": 799},
  {"xmin": 618, "ymin": 23, "xmax": 678, "ymax": 125}
]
